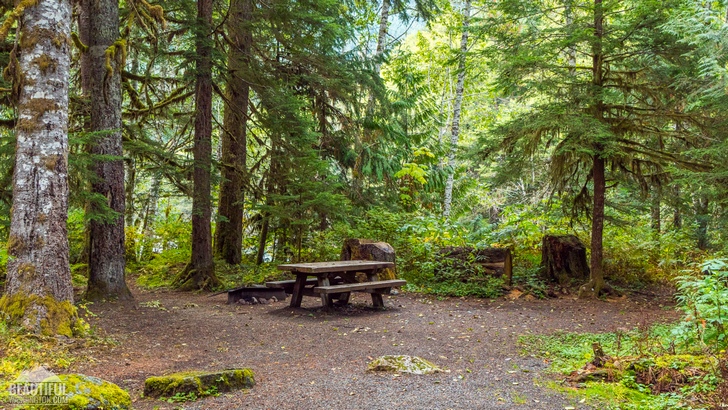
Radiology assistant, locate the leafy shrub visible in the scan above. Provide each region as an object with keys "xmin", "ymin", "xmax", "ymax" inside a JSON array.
[{"xmin": 673, "ymin": 258, "xmax": 728, "ymax": 350}]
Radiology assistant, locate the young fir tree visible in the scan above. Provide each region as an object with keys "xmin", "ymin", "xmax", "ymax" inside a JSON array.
[
  {"xmin": 481, "ymin": 0, "xmax": 708, "ymax": 296},
  {"xmin": 0, "ymin": 0, "xmax": 80, "ymax": 335}
]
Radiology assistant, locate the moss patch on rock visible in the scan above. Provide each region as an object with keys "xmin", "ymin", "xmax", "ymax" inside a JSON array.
[
  {"xmin": 0, "ymin": 294, "xmax": 84, "ymax": 337},
  {"xmin": 27, "ymin": 373, "xmax": 131, "ymax": 410},
  {"xmin": 367, "ymin": 355, "xmax": 442, "ymax": 375},
  {"xmin": 143, "ymin": 368, "xmax": 255, "ymax": 399}
]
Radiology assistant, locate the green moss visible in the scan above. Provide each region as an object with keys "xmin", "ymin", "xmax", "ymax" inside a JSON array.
[
  {"xmin": 58, "ymin": 373, "xmax": 131, "ymax": 410},
  {"xmin": 32, "ymin": 54, "xmax": 55, "ymax": 74},
  {"xmin": 0, "ymin": 294, "xmax": 79, "ymax": 337},
  {"xmin": 143, "ymin": 369, "xmax": 255, "ymax": 399},
  {"xmin": 0, "ymin": 0, "xmax": 39, "ymax": 42},
  {"xmin": 70, "ymin": 32, "xmax": 88, "ymax": 52},
  {"xmin": 367, "ymin": 355, "xmax": 442, "ymax": 375}
]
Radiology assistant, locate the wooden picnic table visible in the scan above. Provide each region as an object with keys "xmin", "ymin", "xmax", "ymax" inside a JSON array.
[{"xmin": 275, "ymin": 260, "xmax": 404, "ymax": 309}]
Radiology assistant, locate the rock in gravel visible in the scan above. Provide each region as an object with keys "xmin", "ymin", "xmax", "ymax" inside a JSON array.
[
  {"xmin": 55, "ymin": 373, "xmax": 131, "ymax": 409},
  {"xmin": 143, "ymin": 369, "xmax": 255, "ymax": 398},
  {"xmin": 367, "ymin": 355, "xmax": 442, "ymax": 375}
]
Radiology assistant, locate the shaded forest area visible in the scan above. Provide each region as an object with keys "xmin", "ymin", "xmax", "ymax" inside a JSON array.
[{"xmin": 1, "ymin": 0, "xmax": 728, "ymax": 408}]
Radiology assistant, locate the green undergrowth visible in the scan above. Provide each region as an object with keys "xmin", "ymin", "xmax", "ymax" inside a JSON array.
[
  {"xmin": 134, "ymin": 252, "xmax": 289, "ymax": 291},
  {"xmin": 520, "ymin": 326, "xmax": 722, "ymax": 409}
]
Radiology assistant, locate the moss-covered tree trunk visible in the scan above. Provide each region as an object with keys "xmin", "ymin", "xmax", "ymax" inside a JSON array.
[
  {"xmin": 174, "ymin": 0, "xmax": 221, "ymax": 290},
  {"xmin": 0, "ymin": 0, "xmax": 79, "ymax": 336},
  {"xmin": 215, "ymin": 0, "xmax": 252, "ymax": 265},
  {"xmin": 80, "ymin": 0, "xmax": 132, "ymax": 301}
]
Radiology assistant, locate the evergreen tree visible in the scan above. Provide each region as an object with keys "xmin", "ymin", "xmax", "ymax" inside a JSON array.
[{"xmin": 480, "ymin": 0, "xmax": 709, "ymax": 296}]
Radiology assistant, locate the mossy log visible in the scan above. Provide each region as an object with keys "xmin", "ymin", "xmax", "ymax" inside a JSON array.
[{"xmin": 143, "ymin": 369, "xmax": 255, "ymax": 398}]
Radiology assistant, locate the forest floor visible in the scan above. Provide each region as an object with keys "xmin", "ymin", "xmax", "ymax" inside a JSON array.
[{"xmin": 70, "ymin": 282, "xmax": 679, "ymax": 410}]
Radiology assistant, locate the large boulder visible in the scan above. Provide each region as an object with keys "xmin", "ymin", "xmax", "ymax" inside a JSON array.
[
  {"xmin": 143, "ymin": 369, "xmax": 255, "ymax": 399},
  {"xmin": 341, "ymin": 239, "xmax": 396, "ymax": 281}
]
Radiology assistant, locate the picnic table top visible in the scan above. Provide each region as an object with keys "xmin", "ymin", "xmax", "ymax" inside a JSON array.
[{"xmin": 277, "ymin": 260, "xmax": 394, "ymax": 274}]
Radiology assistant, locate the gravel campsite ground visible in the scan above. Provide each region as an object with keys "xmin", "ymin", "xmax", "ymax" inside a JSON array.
[{"xmin": 71, "ymin": 284, "xmax": 679, "ymax": 410}]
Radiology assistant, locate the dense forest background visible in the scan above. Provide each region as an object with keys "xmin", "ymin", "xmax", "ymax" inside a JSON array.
[
  {"xmin": 2, "ymin": 0, "xmax": 728, "ymax": 294},
  {"xmin": 3, "ymin": 0, "xmax": 728, "ymax": 407},
  {"xmin": 0, "ymin": 0, "xmax": 727, "ymax": 297}
]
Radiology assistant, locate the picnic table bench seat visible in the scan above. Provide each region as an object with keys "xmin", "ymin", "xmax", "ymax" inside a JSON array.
[{"xmin": 315, "ymin": 279, "xmax": 406, "ymax": 308}]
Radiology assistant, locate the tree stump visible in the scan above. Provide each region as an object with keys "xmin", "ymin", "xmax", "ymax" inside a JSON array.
[
  {"xmin": 341, "ymin": 239, "xmax": 396, "ymax": 281},
  {"xmin": 434, "ymin": 247, "xmax": 513, "ymax": 286},
  {"xmin": 540, "ymin": 235, "xmax": 589, "ymax": 286}
]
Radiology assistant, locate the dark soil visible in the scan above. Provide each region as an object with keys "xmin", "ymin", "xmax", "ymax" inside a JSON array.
[{"xmin": 71, "ymin": 283, "xmax": 679, "ymax": 409}]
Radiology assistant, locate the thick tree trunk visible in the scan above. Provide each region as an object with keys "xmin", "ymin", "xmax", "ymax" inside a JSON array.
[
  {"xmin": 216, "ymin": 0, "xmax": 252, "ymax": 265},
  {"xmin": 443, "ymin": 0, "xmax": 470, "ymax": 218},
  {"xmin": 175, "ymin": 0, "xmax": 221, "ymax": 290},
  {"xmin": 0, "ymin": 0, "xmax": 78, "ymax": 336},
  {"xmin": 81, "ymin": 0, "xmax": 132, "ymax": 301}
]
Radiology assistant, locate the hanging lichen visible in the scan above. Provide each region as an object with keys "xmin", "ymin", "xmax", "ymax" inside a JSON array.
[
  {"xmin": 70, "ymin": 32, "xmax": 88, "ymax": 52},
  {"xmin": 0, "ymin": 0, "xmax": 39, "ymax": 42}
]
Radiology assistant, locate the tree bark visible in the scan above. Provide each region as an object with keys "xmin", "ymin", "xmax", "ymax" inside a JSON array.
[
  {"xmin": 443, "ymin": 0, "xmax": 470, "ymax": 218},
  {"xmin": 216, "ymin": 0, "xmax": 252, "ymax": 265},
  {"xmin": 81, "ymin": 0, "xmax": 132, "ymax": 301},
  {"xmin": 0, "ymin": 0, "xmax": 78, "ymax": 336},
  {"xmin": 175, "ymin": 0, "xmax": 221, "ymax": 290}
]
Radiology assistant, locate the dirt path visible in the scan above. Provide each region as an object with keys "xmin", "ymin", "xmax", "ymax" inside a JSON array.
[{"xmin": 71, "ymin": 285, "xmax": 678, "ymax": 409}]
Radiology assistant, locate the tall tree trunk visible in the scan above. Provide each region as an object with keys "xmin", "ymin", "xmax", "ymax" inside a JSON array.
[
  {"xmin": 0, "ymin": 0, "xmax": 78, "ymax": 336},
  {"xmin": 580, "ymin": 0, "xmax": 608, "ymax": 298},
  {"xmin": 216, "ymin": 0, "xmax": 252, "ymax": 265},
  {"xmin": 81, "ymin": 0, "xmax": 132, "ymax": 301},
  {"xmin": 443, "ymin": 0, "xmax": 471, "ymax": 218},
  {"xmin": 174, "ymin": 0, "xmax": 221, "ymax": 290}
]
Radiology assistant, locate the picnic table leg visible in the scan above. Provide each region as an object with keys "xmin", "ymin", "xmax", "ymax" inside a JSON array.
[
  {"xmin": 366, "ymin": 269, "xmax": 385, "ymax": 308},
  {"xmin": 290, "ymin": 274, "xmax": 306, "ymax": 308},
  {"xmin": 318, "ymin": 276, "xmax": 333, "ymax": 309}
]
